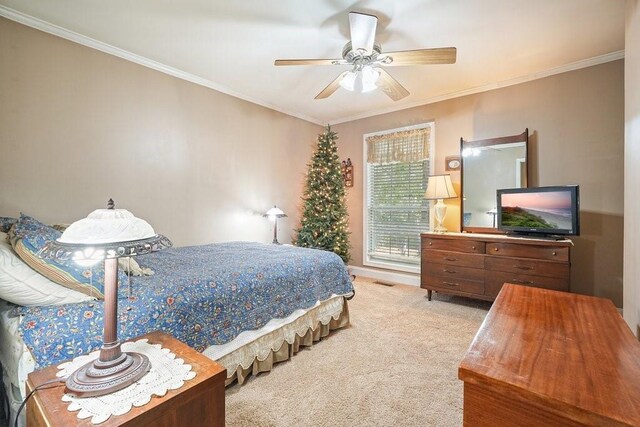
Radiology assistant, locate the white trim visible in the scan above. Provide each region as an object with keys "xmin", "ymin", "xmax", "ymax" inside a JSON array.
[
  {"xmin": 349, "ymin": 266, "xmax": 420, "ymax": 287},
  {"xmin": 330, "ymin": 50, "xmax": 625, "ymax": 125},
  {"xmin": 0, "ymin": 5, "xmax": 623, "ymax": 127},
  {"xmin": 364, "ymin": 259, "xmax": 420, "ymax": 274},
  {"xmin": 0, "ymin": 5, "xmax": 325, "ymax": 126},
  {"xmin": 362, "ymin": 122, "xmax": 435, "ymax": 273}
]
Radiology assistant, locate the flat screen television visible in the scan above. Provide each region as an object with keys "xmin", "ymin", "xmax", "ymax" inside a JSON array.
[{"xmin": 497, "ymin": 185, "xmax": 580, "ymax": 237}]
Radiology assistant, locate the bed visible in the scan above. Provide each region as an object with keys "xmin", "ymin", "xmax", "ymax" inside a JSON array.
[{"xmin": 0, "ymin": 217, "xmax": 354, "ymax": 426}]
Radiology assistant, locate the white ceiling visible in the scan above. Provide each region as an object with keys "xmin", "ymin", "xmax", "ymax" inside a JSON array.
[{"xmin": 0, "ymin": 0, "xmax": 625, "ymax": 125}]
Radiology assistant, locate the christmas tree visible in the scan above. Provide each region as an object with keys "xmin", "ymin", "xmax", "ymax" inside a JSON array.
[{"xmin": 295, "ymin": 126, "xmax": 351, "ymax": 262}]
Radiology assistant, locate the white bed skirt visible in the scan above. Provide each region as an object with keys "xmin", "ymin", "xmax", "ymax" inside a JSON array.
[{"xmin": 207, "ymin": 295, "xmax": 350, "ymax": 385}]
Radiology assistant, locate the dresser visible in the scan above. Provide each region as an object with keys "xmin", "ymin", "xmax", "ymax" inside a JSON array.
[
  {"xmin": 420, "ymin": 232, "xmax": 572, "ymax": 301},
  {"xmin": 459, "ymin": 284, "xmax": 640, "ymax": 426}
]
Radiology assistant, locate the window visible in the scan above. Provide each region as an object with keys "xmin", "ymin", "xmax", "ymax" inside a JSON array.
[{"xmin": 364, "ymin": 123, "xmax": 434, "ymax": 273}]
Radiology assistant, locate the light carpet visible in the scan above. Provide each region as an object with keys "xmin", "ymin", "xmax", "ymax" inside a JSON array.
[{"xmin": 225, "ymin": 277, "xmax": 491, "ymax": 426}]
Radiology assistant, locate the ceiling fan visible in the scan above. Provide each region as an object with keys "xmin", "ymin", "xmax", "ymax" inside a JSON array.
[{"xmin": 274, "ymin": 11, "xmax": 456, "ymax": 101}]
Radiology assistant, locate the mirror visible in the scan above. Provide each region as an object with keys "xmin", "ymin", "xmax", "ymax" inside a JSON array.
[{"xmin": 460, "ymin": 129, "xmax": 529, "ymax": 232}]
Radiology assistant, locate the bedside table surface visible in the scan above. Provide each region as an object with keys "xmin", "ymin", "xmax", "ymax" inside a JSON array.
[{"xmin": 26, "ymin": 331, "xmax": 226, "ymax": 426}]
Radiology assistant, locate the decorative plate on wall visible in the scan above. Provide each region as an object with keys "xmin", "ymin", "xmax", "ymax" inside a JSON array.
[{"xmin": 445, "ymin": 156, "xmax": 461, "ymax": 171}]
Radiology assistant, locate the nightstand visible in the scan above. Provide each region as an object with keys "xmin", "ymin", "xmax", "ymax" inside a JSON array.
[{"xmin": 26, "ymin": 331, "xmax": 226, "ymax": 426}]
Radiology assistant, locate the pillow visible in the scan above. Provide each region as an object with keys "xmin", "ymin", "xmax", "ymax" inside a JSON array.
[
  {"xmin": 0, "ymin": 232, "xmax": 93, "ymax": 306},
  {"xmin": 9, "ymin": 214, "xmax": 127, "ymax": 299},
  {"xmin": 0, "ymin": 217, "xmax": 17, "ymax": 233},
  {"xmin": 118, "ymin": 257, "xmax": 154, "ymax": 276}
]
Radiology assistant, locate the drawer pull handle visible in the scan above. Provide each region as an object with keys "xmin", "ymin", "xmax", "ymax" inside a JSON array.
[
  {"xmin": 442, "ymin": 281, "xmax": 459, "ymax": 287},
  {"xmin": 511, "ymin": 279, "xmax": 533, "ymax": 285},
  {"xmin": 515, "ymin": 266, "xmax": 532, "ymax": 270},
  {"xmin": 494, "ymin": 247, "xmax": 499, "ymax": 252},
  {"xmin": 552, "ymin": 251, "xmax": 557, "ymax": 256},
  {"xmin": 472, "ymin": 246, "xmax": 476, "ymax": 250},
  {"xmin": 444, "ymin": 257, "xmax": 457, "ymax": 262},
  {"xmin": 428, "ymin": 242, "xmax": 433, "ymax": 246},
  {"xmin": 443, "ymin": 269, "xmax": 457, "ymax": 274}
]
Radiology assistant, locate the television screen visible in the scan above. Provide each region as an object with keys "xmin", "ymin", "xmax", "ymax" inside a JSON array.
[{"xmin": 497, "ymin": 186, "xmax": 580, "ymax": 236}]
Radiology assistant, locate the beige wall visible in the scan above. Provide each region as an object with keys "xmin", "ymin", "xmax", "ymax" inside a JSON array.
[
  {"xmin": 334, "ymin": 60, "xmax": 624, "ymax": 306},
  {"xmin": 0, "ymin": 17, "xmax": 322, "ymax": 247},
  {"xmin": 0, "ymin": 17, "xmax": 626, "ymax": 308},
  {"xmin": 624, "ymin": 0, "xmax": 640, "ymax": 333}
]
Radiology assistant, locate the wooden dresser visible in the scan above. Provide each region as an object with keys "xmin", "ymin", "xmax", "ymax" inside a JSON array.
[
  {"xmin": 421, "ymin": 232, "xmax": 572, "ymax": 301},
  {"xmin": 459, "ymin": 284, "xmax": 640, "ymax": 426}
]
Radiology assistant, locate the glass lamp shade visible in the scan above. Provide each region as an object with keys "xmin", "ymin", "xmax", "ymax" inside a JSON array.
[
  {"xmin": 38, "ymin": 199, "xmax": 172, "ymax": 262},
  {"xmin": 361, "ymin": 66, "xmax": 380, "ymax": 93},
  {"xmin": 339, "ymin": 71, "xmax": 357, "ymax": 91},
  {"xmin": 339, "ymin": 67, "xmax": 380, "ymax": 93},
  {"xmin": 265, "ymin": 206, "xmax": 287, "ymax": 219}
]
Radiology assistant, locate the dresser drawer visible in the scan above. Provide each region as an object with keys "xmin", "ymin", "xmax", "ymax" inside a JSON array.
[
  {"xmin": 485, "ymin": 272, "xmax": 569, "ymax": 298},
  {"xmin": 485, "ymin": 257, "xmax": 570, "ymax": 279},
  {"xmin": 421, "ymin": 249, "xmax": 485, "ymax": 268},
  {"xmin": 423, "ymin": 263, "xmax": 485, "ymax": 282},
  {"xmin": 486, "ymin": 243, "xmax": 569, "ymax": 262},
  {"xmin": 421, "ymin": 275, "xmax": 485, "ymax": 295},
  {"xmin": 422, "ymin": 237, "xmax": 485, "ymax": 254}
]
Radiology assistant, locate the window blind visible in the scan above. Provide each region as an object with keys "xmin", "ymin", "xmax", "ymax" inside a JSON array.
[{"xmin": 366, "ymin": 160, "xmax": 430, "ymax": 266}]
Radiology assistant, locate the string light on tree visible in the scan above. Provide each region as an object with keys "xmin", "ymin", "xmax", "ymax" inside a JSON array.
[{"xmin": 295, "ymin": 126, "xmax": 351, "ymax": 263}]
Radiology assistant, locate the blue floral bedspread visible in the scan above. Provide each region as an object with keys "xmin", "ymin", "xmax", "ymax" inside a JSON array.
[{"xmin": 16, "ymin": 242, "xmax": 353, "ymax": 369}]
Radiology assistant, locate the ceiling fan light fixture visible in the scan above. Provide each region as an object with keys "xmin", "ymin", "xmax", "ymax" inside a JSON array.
[
  {"xmin": 361, "ymin": 66, "xmax": 380, "ymax": 92},
  {"xmin": 339, "ymin": 71, "xmax": 357, "ymax": 91}
]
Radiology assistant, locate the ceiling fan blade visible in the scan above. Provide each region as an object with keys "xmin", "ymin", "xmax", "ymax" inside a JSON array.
[
  {"xmin": 315, "ymin": 72, "xmax": 349, "ymax": 100},
  {"xmin": 376, "ymin": 68, "xmax": 410, "ymax": 101},
  {"xmin": 349, "ymin": 12, "xmax": 377, "ymax": 54},
  {"xmin": 274, "ymin": 58, "xmax": 345, "ymax": 66},
  {"xmin": 382, "ymin": 47, "xmax": 457, "ymax": 66}
]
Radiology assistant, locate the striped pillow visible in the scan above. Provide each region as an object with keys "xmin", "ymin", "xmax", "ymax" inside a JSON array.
[{"xmin": 9, "ymin": 214, "xmax": 126, "ymax": 299}]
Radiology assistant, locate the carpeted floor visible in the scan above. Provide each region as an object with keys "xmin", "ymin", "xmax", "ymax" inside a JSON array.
[{"xmin": 225, "ymin": 277, "xmax": 491, "ymax": 426}]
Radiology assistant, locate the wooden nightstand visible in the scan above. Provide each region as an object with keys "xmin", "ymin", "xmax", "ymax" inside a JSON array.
[{"xmin": 26, "ymin": 331, "xmax": 226, "ymax": 426}]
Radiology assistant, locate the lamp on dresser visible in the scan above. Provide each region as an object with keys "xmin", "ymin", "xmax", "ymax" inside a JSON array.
[
  {"xmin": 38, "ymin": 198, "xmax": 172, "ymax": 397},
  {"xmin": 424, "ymin": 174, "xmax": 457, "ymax": 233}
]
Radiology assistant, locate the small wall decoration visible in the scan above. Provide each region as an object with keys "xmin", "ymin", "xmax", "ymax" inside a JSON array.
[
  {"xmin": 445, "ymin": 155, "xmax": 461, "ymax": 171},
  {"xmin": 342, "ymin": 158, "xmax": 354, "ymax": 187}
]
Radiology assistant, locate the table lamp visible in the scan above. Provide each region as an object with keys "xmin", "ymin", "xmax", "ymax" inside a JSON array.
[
  {"xmin": 424, "ymin": 174, "xmax": 457, "ymax": 233},
  {"xmin": 38, "ymin": 199, "xmax": 172, "ymax": 397},
  {"xmin": 264, "ymin": 206, "xmax": 287, "ymax": 244}
]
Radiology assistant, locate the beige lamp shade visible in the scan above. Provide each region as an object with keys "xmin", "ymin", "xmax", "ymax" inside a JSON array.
[
  {"xmin": 424, "ymin": 175, "xmax": 457, "ymax": 233},
  {"xmin": 424, "ymin": 174, "xmax": 457, "ymax": 200}
]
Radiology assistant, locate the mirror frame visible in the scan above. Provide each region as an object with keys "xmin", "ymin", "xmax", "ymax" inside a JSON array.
[{"xmin": 460, "ymin": 128, "xmax": 529, "ymax": 234}]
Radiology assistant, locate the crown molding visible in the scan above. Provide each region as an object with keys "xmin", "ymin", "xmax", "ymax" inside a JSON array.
[
  {"xmin": 330, "ymin": 49, "xmax": 624, "ymax": 125},
  {"xmin": 1, "ymin": 6, "xmax": 624, "ymax": 127},
  {"xmin": 0, "ymin": 5, "xmax": 326, "ymax": 126}
]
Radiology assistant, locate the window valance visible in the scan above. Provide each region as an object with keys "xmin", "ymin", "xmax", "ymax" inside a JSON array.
[{"xmin": 366, "ymin": 127, "xmax": 431, "ymax": 164}]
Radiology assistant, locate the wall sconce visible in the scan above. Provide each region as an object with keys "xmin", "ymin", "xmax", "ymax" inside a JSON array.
[
  {"xmin": 264, "ymin": 205, "xmax": 287, "ymax": 244},
  {"xmin": 342, "ymin": 158, "xmax": 354, "ymax": 187}
]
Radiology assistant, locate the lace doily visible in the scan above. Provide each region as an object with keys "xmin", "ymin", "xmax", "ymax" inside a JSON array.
[{"xmin": 56, "ymin": 338, "xmax": 196, "ymax": 424}]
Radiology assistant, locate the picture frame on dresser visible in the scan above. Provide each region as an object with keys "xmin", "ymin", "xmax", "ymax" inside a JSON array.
[{"xmin": 420, "ymin": 232, "xmax": 571, "ymax": 301}]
